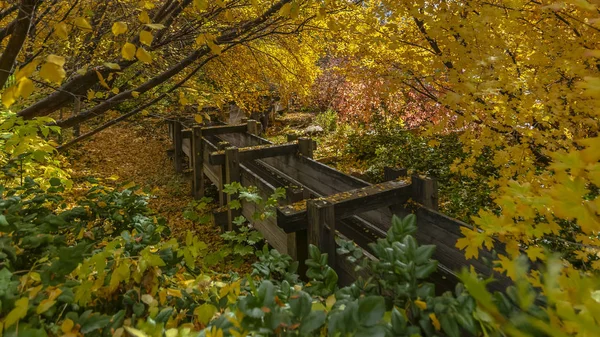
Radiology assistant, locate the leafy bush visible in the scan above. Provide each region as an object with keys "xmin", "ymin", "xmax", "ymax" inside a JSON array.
[{"xmin": 314, "ymin": 109, "xmax": 338, "ymax": 133}]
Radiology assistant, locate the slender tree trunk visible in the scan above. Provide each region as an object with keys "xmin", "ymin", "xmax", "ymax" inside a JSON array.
[{"xmin": 0, "ymin": 0, "xmax": 38, "ymax": 89}]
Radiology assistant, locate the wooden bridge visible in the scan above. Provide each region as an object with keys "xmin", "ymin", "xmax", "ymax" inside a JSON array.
[{"xmin": 167, "ymin": 118, "xmax": 510, "ymax": 293}]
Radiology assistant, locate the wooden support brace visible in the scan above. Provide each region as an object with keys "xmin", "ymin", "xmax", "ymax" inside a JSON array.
[
  {"xmin": 247, "ymin": 119, "xmax": 258, "ymax": 135},
  {"xmin": 208, "ymin": 143, "xmax": 299, "ymax": 165},
  {"xmin": 225, "ymin": 147, "xmax": 241, "ymax": 231},
  {"xmin": 384, "ymin": 167, "xmax": 408, "ymax": 181},
  {"xmin": 173, "ymin": 119, "xmax": 183, "ymax": 173},
  {"xmin": 411, "ymin": 174, "xmax": 439, "ymax": 210},
  {"xmin": 192, "ymin": 127, "xmax": 204, "ymax": 199},
  {"xmin": 286, "ymin": 187, "xmax": 310, "ymax": 277},
  {"xmin": 307, "ymin": 199, "xmax": 336, "ymax": 268},
  {"xmin": 218, "ymin": 141, "xmax": 230, "ymax": 207},
  {"xmin": 298, "ymin": 137, "xmax": 314, "ymax": 158}
]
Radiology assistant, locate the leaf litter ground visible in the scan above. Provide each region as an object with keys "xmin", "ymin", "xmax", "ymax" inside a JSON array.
[{"xmin": 67, "ymin": 119, "xmax": 253, "ymax": 275}]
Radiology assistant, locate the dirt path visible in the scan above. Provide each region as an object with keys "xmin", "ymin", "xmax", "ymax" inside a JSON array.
[{"xmin": 67, "ymin": 119, "xmax": 252, "ymax": 275}]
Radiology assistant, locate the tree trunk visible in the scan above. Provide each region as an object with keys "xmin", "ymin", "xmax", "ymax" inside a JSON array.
[{"xmin": 0, "ymin": 0, "xmax": 38, "ymax": 89}]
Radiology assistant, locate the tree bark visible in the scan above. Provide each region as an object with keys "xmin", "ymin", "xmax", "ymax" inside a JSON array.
[{"xmin": 0, "ymin": 0, "xmax": 38, "ymax": 88}]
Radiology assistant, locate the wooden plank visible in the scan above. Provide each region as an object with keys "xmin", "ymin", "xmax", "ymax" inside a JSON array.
[
  {"xmin": 277, "ymin": 181, "xmax": 411, "ymax": 233},
  {"xmin": 192, "ymin": 127, "xmax": 204, "ymax": 199},
  {"xmin": 201, "ymin": 124, "xmax": 248, "ymax": 137},
  {"xmin": 182, "ymin": 129, "xmax": 192, "ymax": 138},
  {"xmin": 208, "ymin": 143, "xmax": 299, "ymax": 165}
]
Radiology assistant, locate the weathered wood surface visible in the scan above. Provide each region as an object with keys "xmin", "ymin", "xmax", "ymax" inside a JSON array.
[
  {"xmin": 173, "ymin": 121, "xmax": 183, "ymax": 173},
  {"xmin": 192, "ymin": 127, "xmax": 204, "ymax": 199},
  {"xmin": 277, "ymin": 180, "xmax": 412, "ymax": 233},
  {"xmin": 208, "ymin": 143, "xmax": 299, "ymax": 165},
  {"xmin": 201, "ymin": 124, "xmax": 248, "ymax": 137},
  {"xmin": 239, "ymin": 164, "xmax": 288, "ymax": 253},
  {"xmin": 215, "ymin": 131, "xmax": 510, "ymax": 290}
]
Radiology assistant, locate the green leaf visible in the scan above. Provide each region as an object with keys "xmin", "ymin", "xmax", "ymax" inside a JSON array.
[
  {"xmin": 49, "ymin": 177, "xmax": 61, "ymax": 186},
  {"xmin": 80, "ymin": 314, "xmax": 111, "ymax": 333},
  {"xmin": 4, "ymin": 297, "xmax": 28, "ymax": 328},
  {"xmin": 155, "ymin": 307, "xmax": 174, "ymax": 323},
  {"xmin": 194, "ymin": 303, "xmax": 217, "ymax": 325},
  {"xmin": 289, "ymin": 291, "xmax": 312, "ymax": 318},
  {"xmin": 358, "ymin": 296, "xmax": 385, "ymax": 327},
  {"xmin": 0, "ymin": 214, "xmax": 9, "ymax": 226},
  {"xmin": 299, "ymin": 310, "xmax": 326, "ymax": 335}
]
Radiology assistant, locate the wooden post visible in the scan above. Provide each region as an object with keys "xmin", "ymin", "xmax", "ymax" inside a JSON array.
[
  {"xmin": 225, "ymin": 147, "xmax": 241, "ymax": 231},
  {"xmin": 247, "ymin": 119, "xmax": 258, "ymax": 135},
  {"xmin": 298, "ymin": 138, "xmax": 314, "ymax": 158},
  {"xmin": 384, "ymin": 167, "xmax": 408, "ymax": 181},
  {"xmin": 286, "ymin": 134, "xmax": 299, "ymax": 142},
  {"xmin": 217, "ymin": 141, "xmax": 231, "ymax": 206},
  {"xmin": 192, "ymin": 126, "xmax": 204, "ymax": 199},
  {"xmin": 73, "ymin": 97, "xmax": 81, "ymax": 137},
  {"xmin": 173, "ymin": 119, "xmax": 183, "ymax": 173},
  {"xmin": 287, "ymin": 187, "xmax": 310, "ymax": 277},
  {"xmin": 241, "ymin": 117, "xmax": 248, "ymax": 124},
  {"xmin": 307, "ymin": 199, "xmax": 336, "ymax": 268},
  {"xmin": 411, "ymin": 174, "xmax": 439, "ymax": 210}
]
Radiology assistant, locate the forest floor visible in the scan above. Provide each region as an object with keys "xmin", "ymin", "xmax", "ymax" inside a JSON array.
[{"xmin": 66, "ymin": 118, "xmax": 253, "ymax": 275}]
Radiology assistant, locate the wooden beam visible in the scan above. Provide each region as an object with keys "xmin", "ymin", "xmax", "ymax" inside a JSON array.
[
  {"xmin": 173, "ymin": 120, "xmax": 183, "ymax": 173},
  {"xmin": 201, "ymin": 124, "xmax": 248, "ymax": 137},
  {"xmin": 208, "ymin": 143, "xmax": 299, "ymax": 165},
  {"xmin": 307, "ymin": 199, "xmax": 336, "ymax": 267},
  {"xmin": 182, "ymin": 129, "xmax": 192, "ymax": 138},
  {"xmin": 192, "ymin": 127, "xmax": 204, "ymax": 199},
  {"xmin": 411, "ymin": 174, "xmax": 439, "ymax": 210},
  {"xmin": 277, "ymin": 180, "xmax": 411, "ymax": 233}
]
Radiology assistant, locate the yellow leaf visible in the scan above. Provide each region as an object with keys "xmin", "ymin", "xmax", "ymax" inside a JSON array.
[
  {"xmin": 194, "ymin": 114, "xmax": 203, "ymax": 123},
  {"xmin": 326, "ymin": 295, "xmax": 336, "ymax": 310},
  {"xmin": 124, "ymin": 326, "xmax": 149, "ymax": 337},
  {"xmin": 104, "ymin": 62, "xmax": 121, "ymax": 70},
  {"xmin": 16, "ymin": 78, "xmax": 34, "ymax": 98},
  {"xmin": 132, "ymin": 91, "xmax": 140, "ymax": 98},
  {"xmin": 4, "ymin": 297, "xmax": 29, "ymax": 328},
  {"xmin": 414, "ymin": 299, "xmax": 427, "ymax": 310},
  {"xmin": 141, "ymin": 110, "xmax": 149, "ymax": 116},
  {"xmin": 279, "ymin": 3, "xmax": 292, "ymax": 17},
  {"xmin": 39, "ymin": 63, "xmax": 66, "ymax": 83},
  {"xmin": 207, "ymin": 39, "xmax": 222, "ymax": 55},
  {"xmin": 87, "ymin": 90, "xmax": 95, "ymax": 100},
  {"xmin": 145, "ymin": 23, "xmax": 165, "ymax": 30},
  {"xmin": 112, "ymin": 87, "xmax": 120, "ymax": 94},
  {"xmin": 139, "ymin": 11, "xmax": 151, "ymax": 24},
  {"xmin": 15, "ymin": 60, "xmax": 39, "ymax": 80},
  {"xmin": 36, "ymin": 299, "xmax": 56, "ymax": 314},
  {"xmin": 136, "ymin": 47, "xmax": 153, "ymax": 63},
  {"xmin": 194, "ymin": 0, "xmax": 208, "ymax": 10},
  {"xmin": 96, "ymin": 70, "xmax": 110, "ymax": 89},
  {"xmin": 122, "ymin": 42, "xmax": 137, "ymax": 60},
  {"xmin": 74, "ymin": 17, "xmax": 92, "ymax": 31},
  {"xmin": 429, "ymin": 313, "xmax": 441, "ymax": 331},
  {"xmin": 140, "ymin": 30, "xmax": 153, "ymax": 46},
  {"xmin": 54, "ymin": 22, "xmax": 69, "ymax": 39},
  {"xmin": 61, "ymin": 318, "xmax": 74, "ymax": 333},
  {"xmin": 46, "ymin": 54, "xmax": 66, "ymax": 67},
  {"xmin": 112, "ymin": 21, "xmax": 128, "ymax": 36},
  {"xmin": 167, "ymin": 288, "xmax": 183, "ymax": 298},
  {"xmin": 526, "ymin": 246, "xmax": 545, "ymax": 262},
  {"xmin": 2, "ymin": 85, "xmax": 16, "ymax": 108}
]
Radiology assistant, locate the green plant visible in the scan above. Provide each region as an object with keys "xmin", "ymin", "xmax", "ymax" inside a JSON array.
[{"xmin": 314, "ymin": 109, "xmax": 338, "ymax": 132}]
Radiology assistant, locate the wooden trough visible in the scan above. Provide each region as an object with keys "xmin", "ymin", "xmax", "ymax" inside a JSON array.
[{"xmin": 167, "ymin": 119, "xmax": 510, "ymax": 293}]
